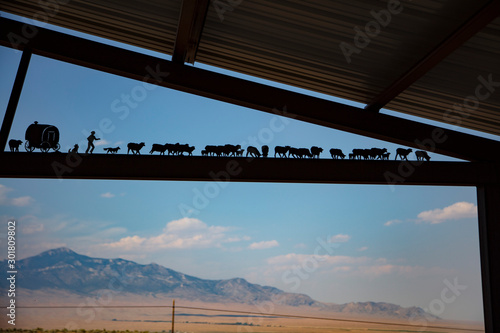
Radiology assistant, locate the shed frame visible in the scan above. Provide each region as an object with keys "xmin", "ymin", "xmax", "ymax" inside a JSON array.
[{"xmin": 0, "ymin": 10, "xmax": 499, "ymax": 331}]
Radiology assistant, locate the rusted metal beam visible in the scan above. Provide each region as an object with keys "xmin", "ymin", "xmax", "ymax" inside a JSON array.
[
  {"xmin": 172, "ymin": 0, "xmax": 210, "ymax": 64},
  {"xmin": 0, "ymin": 152, "xmax": 496, "ymax": 186},
  {"xmin": 1, "ymin": 18, "xmax": 500, "ymax": 162},
  {"xmin": 365, "ymin": 0, "xmax": 500, "ymax": 112}
]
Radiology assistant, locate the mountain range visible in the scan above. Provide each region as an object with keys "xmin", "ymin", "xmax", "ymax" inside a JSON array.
[{"xmin": 1, "ymin": 247, "xmax": 437, "ymax": 320}]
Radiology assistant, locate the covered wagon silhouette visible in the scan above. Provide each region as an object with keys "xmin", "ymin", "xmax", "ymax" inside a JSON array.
[{"xmin": 25, "ymin": 121, "xmax": 60, "ymax": 152}]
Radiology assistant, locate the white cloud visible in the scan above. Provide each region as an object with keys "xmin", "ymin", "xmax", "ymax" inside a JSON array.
[
  {"xmin": 332, "ymin": 266, "xmax": 352, "ymax": 273},
  {"xmin": 358, "ymin": 246, "xmax": 368, "ymax": 252},
  {"xmin": 267, "ymin": 253, "xmax": 368, "ymax": 266},
  {"xmin": 0, "ymin": 184, "xmax": 34, "ymax": 207},
  {"xmin": 95, "ymin": 139, "xmax": 111, "ymax": 146},
  {"xmin": 104, "ymin": 235, "xmax": 146, "ymax": 250},
  {"xmin": 265, "ymin": 253, "xmax": 450, "ymax": 279},
  {"xmin": 329, "ymin": 234, "xmax": 351, "ymax": 243},
  {"xmin": 101, "ymin": 218, "xmax": 240, "ymax": 251},
  {"xmin": 101, "ymin": 192, "xmax": 115, "ymax": 198},
  {"xmin": 0, "ymin": 213, "xmax": 134, "ymax": 261},
  {"xmin": 384, "ymin": 219, "xmax": 402, "ymax": 227},
  {"xmin": 0, "ymin": 184, "xmax": 12, "ymax": 203},
  {"xmin": 356, "ymin": 264, "xmax": 453, "ymax": 278},
  {"xmin": 384, "ymin": 202, "xmax": 477, "ymax": 227},
  {"xmin": 21, "ymin": 222, "xmax": 44, "ymax": 234},
  {"xmin": 10, "ymin": 196, "xmax": 34, "ymax": 207},
  {"xmin": 248, "ymin": 240, "xmax": 279, "ymax": 250},
  {"xmin": 225, "ymin": 237, "xmax": 243, "ymax": 243},
  {"xmin": 164, "ymin": 217, "xmax": 209, "ymax": 232},
  {"xmin": 417, "ymin": 202, "xmax": 477, "ymax": 224},
  {"xmin": 99, "ymin": 227, "xmax": 128, "ymax": 237}
]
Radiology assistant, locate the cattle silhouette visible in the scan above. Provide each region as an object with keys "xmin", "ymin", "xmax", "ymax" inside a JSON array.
[
  {"xmin": 261, "ymin": 145, "xmax": 269, "ymax": 157},
  {"xmin": 351, "ymin": 149, "xmax": 369, "ymax": 160},
  {"xmin": 415, "ymin": 150, "xmax": 431, "ymax": 161},
  {"xmin": 395, "ymin": 148, "xmax": 412, "ymax": 160},
  {"xmin": 173, "ymin": 143, "xmax": 195, "ymax": 156},
  {"xmin": 8, "ymin": 139, "xmax": 22, "ymax": 152},
  {"xmin": 310, "ymin": 146, "xmax": 323, "ymax": 158},
  {"xmin": 150, "ymin": 143, "xmax": 169, "ymax": 155},
  {"xmin": 369, "ymin": 147, "xmax": 387, "ymax": 160},
  {"xmin": 127, "ymin": 142, "xmax": 146, "ymax": 154},
  {"xmin": 329, "ymin": 148, "xmax": 345, "ymax": 159},
  {"xmin": 289, "ymin": 147, "xmax": 312, "ymax": 158},
  {"xmin": 246, "ymin": 146, "xmax": 261, "ymax": 158},
  {"xmin": 274, "ymin": 146, "xmax": 290, "ymax": 158},
  {"xmin": 205, "ymin": 144, "xmax": 241, "ymax": 157}
]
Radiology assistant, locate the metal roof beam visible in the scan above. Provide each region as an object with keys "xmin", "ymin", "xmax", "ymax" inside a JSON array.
[
  {"xmin": 172, "ymin": 0, "xmax": 210, "ymax": 64},
  {"xmin": 1, "ymin": 17, "xmax": 500, "ymax": 162},
  {"xmin": 0, "ymin": 48, "xmax": 31, "ymax": 152},
  {"xmin": 478, "ymin": 183, "xmax": 500, "ymax": 332},
  {"xmin": 0, "ymin": 153, "xmax": 496, "ymax": 186},
  {"xmin": 365, "ymin": 0, "xmax": 500, "ymax": 112}
]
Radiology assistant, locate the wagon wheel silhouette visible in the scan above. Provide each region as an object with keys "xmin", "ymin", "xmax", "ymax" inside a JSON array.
[
  {"xmin": 40, "ymin": 141, "xmax": 51, "ymax": 153},
  {"xmin": 24, "ymin": 141, "xmax": 35, "ymax": 152}
]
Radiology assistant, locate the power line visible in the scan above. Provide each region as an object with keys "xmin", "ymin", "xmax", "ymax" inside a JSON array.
[{"xmin": 11, "ymin": 304, "xmax": 484, "ymax": 332}]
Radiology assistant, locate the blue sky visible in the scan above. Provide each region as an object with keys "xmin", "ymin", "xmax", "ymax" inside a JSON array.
[{"xmin": 1, "ymin": 12, "xmax": 497, "ymax": 323}]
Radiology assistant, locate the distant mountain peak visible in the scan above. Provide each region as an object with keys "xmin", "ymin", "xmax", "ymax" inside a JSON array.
[
  {"xmin": 42, "ymin": 247, "xmax": 77, "ymax": 255},
  {"xmin": 2, "ymin": 248, "xmax": 438, "ymax": 321}
]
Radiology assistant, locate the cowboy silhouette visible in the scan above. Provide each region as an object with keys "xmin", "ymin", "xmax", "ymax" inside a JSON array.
[{"xmin": 86, "ymin": 131, "xmax": 100, "ymax": 154}]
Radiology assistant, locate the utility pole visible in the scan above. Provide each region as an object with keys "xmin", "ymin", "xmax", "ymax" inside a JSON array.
[{"xmin": 171, "ymin": 299, "xmax": 175, "ymax": 333}]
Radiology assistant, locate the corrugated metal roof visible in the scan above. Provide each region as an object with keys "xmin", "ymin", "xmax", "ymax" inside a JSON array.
[
  {"xmin": 387, "ymin": 16, "xmax": 500, "ymax": 134},
  {"xmin": 1, "ymin": 0, "xmax": 182, "ymax": 54},
  {"xmin": 1, "ymin": 0, "xmax": 499, "ymax": 136},
  {"xmin": 198, "ymin": 0, "xmax": 482, "ymax": 101}
]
